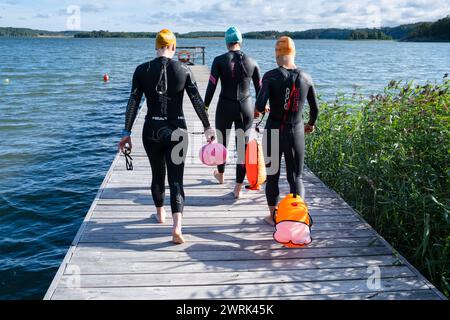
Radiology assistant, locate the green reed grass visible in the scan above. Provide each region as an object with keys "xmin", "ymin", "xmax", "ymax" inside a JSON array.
[{"xmin": 305, "ymin": 75, "xmax": 450, "ymax": 297}]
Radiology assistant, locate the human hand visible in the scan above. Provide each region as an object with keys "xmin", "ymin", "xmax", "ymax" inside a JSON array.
[
  {"xmin": 118, "ymin": 136, "xmax": 132, "ymax": 153},
  {"xmin": 304, "ymin": 124, "xmax": 315, "ymax": 134},
  {"xmin": 254, "ymin": 110, "xmax": 262, "ymax": 119},
  {"xmin": 204, "ymin": 127, "xmax": 216, "ymax": 142}
]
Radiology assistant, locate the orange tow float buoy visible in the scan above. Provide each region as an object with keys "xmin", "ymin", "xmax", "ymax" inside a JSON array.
[
  {"xmin": 273, "ymin": 194, "xmax": 313, "ymax": 248},
  {"xmin": 245, "ymin": 139, "xmax": 266, "ymax": 190},
  {"xmin": 103, "ymin": 74, "xmax": 110, "ymax": 82}
]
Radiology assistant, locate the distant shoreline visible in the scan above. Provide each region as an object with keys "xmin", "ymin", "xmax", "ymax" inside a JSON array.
[
  {"xmin": 1, "ymin": 16, "xmax": 449, "ymax": 42},
  {"xmin": 36, "ymin": 35, "xmax": 73, "ymax": 39},
  {"xmin": 3, "ymin": 37, "xmax": 450, "ymax": 43}
]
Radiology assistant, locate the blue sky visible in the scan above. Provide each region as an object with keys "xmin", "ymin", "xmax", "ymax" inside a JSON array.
[{"xmin": 0, "ymin": 0, "xmax": 448, "ymax": 32}]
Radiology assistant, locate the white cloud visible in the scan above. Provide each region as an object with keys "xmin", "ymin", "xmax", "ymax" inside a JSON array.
[
  {"xmin": 34, "ymin": 13, "xmax": 50, "ymax": 19},
  {"xmin": 80, "ymin": 3, "xmax": 109, "ymax": 13},
  {"xmin": 2, "ymin": 0, "xmax": 449, "ymax": 32}
]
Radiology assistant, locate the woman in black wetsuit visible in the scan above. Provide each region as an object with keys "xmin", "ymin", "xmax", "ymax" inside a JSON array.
[
  {"xmin": 118, "ymin": 29, "xmax": 215, "ymax": 244},
  {"xmin": 204, "ymin": 27, "xmax": 262, "ymax": 199},
  {"xmin": 254, "ymin": 36, "xmax": 319, "ymax": 225}
]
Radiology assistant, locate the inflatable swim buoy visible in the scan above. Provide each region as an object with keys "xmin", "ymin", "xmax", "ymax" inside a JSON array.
[
  {"xmin": 245, "ymin": 139, "xmax": 266, "ymax": 190},
  {"xmin": 273, "ymin": 194, "xmax": 313, "ymax": 248},
  {"xmin": 178, "ymin": 50, "xmax": 191, "ymax": 63},
  {"xmin": 103, "ymin": 74, "xmax": 110, "ymax": 82},
  {"xmin": 199, "ymin": 142, "xmax": 227, "ymax": 166}
]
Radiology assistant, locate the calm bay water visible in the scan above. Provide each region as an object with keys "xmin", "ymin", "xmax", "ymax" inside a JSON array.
[{"xmin": 0, "ymin": 38, "xmax": 449, "ymax": 299}]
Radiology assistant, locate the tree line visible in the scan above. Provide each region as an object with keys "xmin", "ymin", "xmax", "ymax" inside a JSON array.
[
  {"xmin": 402, "ymin": 16, "xmax": 450, "ymax": 41},
  {"xmin": 1, "ymin": 16, "xmax": 448, "ymax": 41}
]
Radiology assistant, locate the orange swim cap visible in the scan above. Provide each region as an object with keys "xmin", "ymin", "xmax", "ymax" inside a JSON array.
[
  {"xmin": 156, "ymin": 29, "xmax": 176, "ymax": 49},
  {"xmin": 275, "ymin": 36, "xmax": 296, "ymax": 58}
]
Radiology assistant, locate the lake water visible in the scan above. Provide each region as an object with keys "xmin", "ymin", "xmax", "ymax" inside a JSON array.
[{"xmin": 0, "ymin": 38, "xmax": 449, "ymax": 299}]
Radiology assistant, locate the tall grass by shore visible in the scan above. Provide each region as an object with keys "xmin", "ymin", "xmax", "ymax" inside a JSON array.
[{"xmin": 305, "ymin": 76, "xmax": 450, "ymax": 297}]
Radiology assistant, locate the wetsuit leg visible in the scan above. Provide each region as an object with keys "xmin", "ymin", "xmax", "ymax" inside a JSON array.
[
  {"xmin": 283, "ymin": 124, "xmax": 305, "ymax": 199},
  {"xmin": 263, "ymin": 124, "xmax": 283, "ymax": 207},
  {"xmin": 215, "ymin": 99, "xmax": 233, "ymax": 174},
  {"xmin": 234, "ymin": 98, "xmax": 253, "ymax": 184},
  {"xmin": 165, "ymin": 138, "xmax": 186, "ymax": 214},
  {"xmin": 142, "ymin": 135, "xmax": 166, "ymax": 208}
]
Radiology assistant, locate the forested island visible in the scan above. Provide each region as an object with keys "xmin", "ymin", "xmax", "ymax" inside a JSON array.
[{"xmin": 1, "ymin": 16, "xmax": 448, "ymax": 42}]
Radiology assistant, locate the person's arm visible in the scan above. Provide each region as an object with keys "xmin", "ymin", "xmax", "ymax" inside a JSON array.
[
  {"xmin": 118, "ymin": 67, "xmax": 144, "ymax": 152},
  {"xmin": 252, "ymin": 61, "xmax": 262, "ymax": 97},
  {"xmin": 306, "ymin": 79, "xmax": 319, "ymax": 126},
  {"xmin": 255, "ymin": 72, "xmax": 270, "ymax": 114},
  {"xmin": 204, "ymin": 58, "xmax": 219, "ymax": 110},
  {"xmin": 185, "ymin": 66, "xmax": 211, "ymax": 130},
  {"xmin": 123, "ymin": 67, "xmax": 144, "ymax": 136}
]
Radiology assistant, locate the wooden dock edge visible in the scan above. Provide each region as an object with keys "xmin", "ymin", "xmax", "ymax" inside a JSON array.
[{"xmin": 44, "ymin": 152, "xmax": 123, "ymax": 300}]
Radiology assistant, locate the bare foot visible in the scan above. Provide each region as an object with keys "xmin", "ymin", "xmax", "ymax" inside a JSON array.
[
  {"xmin": 233, "ymin": 184, "xmax": 243, "ymax": 199},
  {"xmin": 172, "ymin": 229, "xmax": 186, "ymax": 244},
  {"xmin": 264, "ymin": 215, "xmax": 275, "ymax": 226},
  {"xmin": 156, "ymin": 207, "xmax": 166, "ymax": 224},
  {"xmin": 214, "ymin": 170, "xmax": 224, "ymax": 184}
]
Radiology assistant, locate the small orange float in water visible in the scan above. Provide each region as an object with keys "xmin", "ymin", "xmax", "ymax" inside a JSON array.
[
  {"xmin": 273, "ymin": 194, "xmax": 313, "ymax": 248},
  {"xmin": 103, "ymin": 74, "xmax": 110, "ymax": 82}
]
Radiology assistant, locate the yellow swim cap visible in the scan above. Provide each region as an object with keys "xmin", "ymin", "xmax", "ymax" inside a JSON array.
[
  {"xmin": 275, "ymin": 36, "xmax": 296, "ymax": 58},
  {"xmin": 156, "ymin": 29, "xmax": 176, "ymax": 49}
]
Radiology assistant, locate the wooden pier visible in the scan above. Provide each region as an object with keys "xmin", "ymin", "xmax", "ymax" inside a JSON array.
[{"xmin": 45, "ymin": 65, "xmax": 445, "ymax": 300}]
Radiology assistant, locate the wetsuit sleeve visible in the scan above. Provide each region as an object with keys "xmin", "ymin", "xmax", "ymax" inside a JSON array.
[
  {"xmin": 124, "ymin": 67, "xmax": 144, "ymax": 134},
  {"xmin": 255, "ymin": 72, "xmax": 270, "ymax": 113},
  {"xmin": 185, "ymin": 67, "xmax": 211, "ymax": 129},
  {"xmin": 252, "ymin": 62, "xmax": 262, "ymax": 97},
  {"xmin": 306, "ymin": 79, "xmax": 319, "ymax": 126},
  {"xmin": 204, "ymin": 57, "xmax": 219, "ymax": 109}
]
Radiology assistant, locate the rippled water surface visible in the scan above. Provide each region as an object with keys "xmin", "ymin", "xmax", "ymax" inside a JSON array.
[{"xmin": 0, "ymin": 38, "xmax": 449, "ymax": 299}]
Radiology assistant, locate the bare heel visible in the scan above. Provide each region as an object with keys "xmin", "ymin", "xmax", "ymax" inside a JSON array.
[
  {"xmin": 214, "ymin": 170, "xmax": 224, "ymax": 184},
  {"xmin": 172, "ymin": 231, "xmax": 186, "ymax": 244},
  {"xmin": 156, "ymin": 207, "xmax": 166, "ymax": 224},
  {"xmin": 233, "ymin": 184, "xmax": 243, "ymax": 199}
]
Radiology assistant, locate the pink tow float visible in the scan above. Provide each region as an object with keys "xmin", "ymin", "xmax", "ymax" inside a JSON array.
[{"xmin": 199, "ymin": 142, "xmax": 227, "ymax": 166}]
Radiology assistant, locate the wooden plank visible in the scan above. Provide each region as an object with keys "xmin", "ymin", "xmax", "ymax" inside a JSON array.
[
  {"xmin": 51, "ymin": 278, "xmax": 430, "ymax": 300},
  {"xmin": 98, "ymin": 190, "xmax": 336, "ymax": 199},
  {"xmin": 58, "ymin": 266, "xmax": 414, "ymax": 287},
  {"xmin": 79, "ymin": 230, "xmax": 377, "ymax": 243},
  {"xmin": 90, "ymin": 207, "xmax": 356, "ymax": 218},
  {"xmin": 91, "ymin": 204, "xmax": 344, "ymax": 212},
  {"xmin": 62, "ymin": 255, "xmax": 404, "ymax": 275},
  {"xmin": 94, "ymin": 199, "xmax": 350, "ymax": 209},
  {"xmin": 84, "ymin": 215, "xmax": 361, "ymax": 225},
  {"xmin": 74, "ymin": 237, "xmax": 383, "ymax": 250},
  {"xmin": 81, "ymin": 222, "xmax": 370, "ymax": 235},
  {"xmin": 99, "ymin": 184, "xmax": 331, "ymax": 193},
  {"xmin": 78, "ymin": 230, "xmax": 384, "ymax": 243},
  {"xmin": 223, "ymin": 290, "xmax": 442, "ymax": 300},
  {"xmin": 69, "ymin": 247, "xmax": 392, "ymax": 264},
  {"xmin": 85, "ymin": 215, "xmax": 361, "ymax": 224}
]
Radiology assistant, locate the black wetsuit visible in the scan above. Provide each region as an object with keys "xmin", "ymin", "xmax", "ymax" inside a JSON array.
[
  {"xmin": 124, "ymin": 56, "xmax": 210, "ymax": 213},
  {"xmin": 255, "ymin": 67, "xmax": 319, "ymax": 206},
  {"xmin": 204, "ymin": 50, "xmax": 261, "ymax": 183}
]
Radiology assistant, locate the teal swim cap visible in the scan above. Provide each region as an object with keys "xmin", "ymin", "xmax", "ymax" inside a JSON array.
[{"xmin": 225, "ymin": 27, "xmax": 242, "ymax": 44}]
